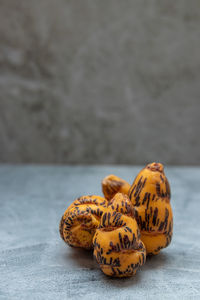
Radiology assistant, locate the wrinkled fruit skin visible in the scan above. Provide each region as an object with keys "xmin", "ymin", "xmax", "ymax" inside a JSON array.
[
  {"xmin": 107, "ymin": 192, "xmax": 135, "ymax": 217},
  {"xmin": 93, "ymin": 193, "xmax": 146, "ymax": 277},
  {"xmin": 59, "ymin": 195, "xmax": 107, "ymax": 249},
  {"xmin": 128, "ymin": 162, "xmax": 173, "ymax": 255},
  {"xmin": 102, "ymin": 174, "xmax": 131, "ymax": 201}
]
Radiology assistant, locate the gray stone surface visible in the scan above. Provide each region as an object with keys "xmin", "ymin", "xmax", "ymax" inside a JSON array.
[
  {"xmin": 0, "ymin": 1, "xmax": 200, "ymax": 164},
  {"xmin": 0, "ymin": 165, "xmax": 200, "ymax": 299}
]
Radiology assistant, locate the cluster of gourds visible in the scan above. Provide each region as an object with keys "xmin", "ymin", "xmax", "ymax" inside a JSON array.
[{"xmin": 59, "ymin": 162, "xmax": 173, "ymax": 277}]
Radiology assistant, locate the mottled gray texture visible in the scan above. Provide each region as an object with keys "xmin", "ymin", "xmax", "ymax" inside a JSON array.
[
  {"xmin": 0, "ymin": 1, "xmax": 200, "ymax": 164},
  {"xmin": 0, "ymin": 165, "xmax": 200, "ymax": 299}
]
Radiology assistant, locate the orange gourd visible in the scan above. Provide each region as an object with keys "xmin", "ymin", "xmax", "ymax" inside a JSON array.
[
  {"xmin": 93, "ymin": 193, "xmax": 146, "ymax": 277},
  {"xmin": 60, "ymin": 195, "xmax": 107, "ymax": 249},
  {"xmin": 128, "ymin": 162, "xmax": 173, "ymax": 255}
]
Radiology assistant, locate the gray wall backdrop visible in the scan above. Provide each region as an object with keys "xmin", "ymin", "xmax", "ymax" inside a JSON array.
[{"xmin": 0, "ymin": 0, "xmax": 200, "ymax": 165}]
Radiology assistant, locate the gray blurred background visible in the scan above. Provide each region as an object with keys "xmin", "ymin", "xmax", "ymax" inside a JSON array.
[{"xmin": 0, "ymin": 0, "xmax": 200, "ymax": 165}]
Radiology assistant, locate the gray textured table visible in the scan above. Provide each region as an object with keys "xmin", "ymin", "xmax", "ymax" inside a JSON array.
[{"xmin": 0, "ymin": 166, "xmax": 200, "ymax": 300}]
